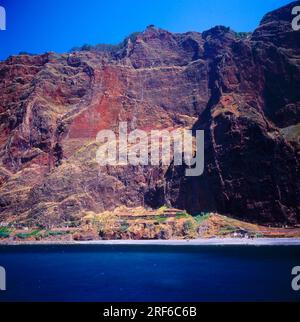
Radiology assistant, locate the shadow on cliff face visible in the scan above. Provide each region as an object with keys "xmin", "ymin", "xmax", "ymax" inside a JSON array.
[
  {"xmin": 165, "ymin": 2, "xmax": 300, "ymax": 225},
  {"xmin": 166, "ymin": 112, "xmax": 299, "ymax": 225}
]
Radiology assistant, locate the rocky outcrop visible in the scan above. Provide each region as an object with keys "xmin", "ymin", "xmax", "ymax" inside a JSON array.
[
  {"xmin": 0, "ymin": 2, "xmax": 299, "ymax": 226},
  {"xmin": 166, "ymin": 2, "xmax": 300, "ymax": 225}
]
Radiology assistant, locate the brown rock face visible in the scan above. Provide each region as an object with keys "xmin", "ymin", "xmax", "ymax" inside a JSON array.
[
  {"xmin": 0, "ymin": 2, "xmax": 299, "ymax": 227},
  {"xmin": 166, "ymin": 2, "xmax": 300, "ymax": 225}
]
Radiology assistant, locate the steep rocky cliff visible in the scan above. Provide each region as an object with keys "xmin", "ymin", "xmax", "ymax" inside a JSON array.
[{"xmin": 0, "ymin": 1, "xmax": 299, "ymax": 227}]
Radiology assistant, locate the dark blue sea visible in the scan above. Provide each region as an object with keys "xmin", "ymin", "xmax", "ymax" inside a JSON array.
[{"xmin": 0, "ymin": 245, "xmax": 300, "ymax": 302}]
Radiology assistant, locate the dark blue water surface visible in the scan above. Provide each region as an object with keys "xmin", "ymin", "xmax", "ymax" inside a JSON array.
[{"xmin": 0, "ymin": 245, "xmax": 300, "ymax": 302}]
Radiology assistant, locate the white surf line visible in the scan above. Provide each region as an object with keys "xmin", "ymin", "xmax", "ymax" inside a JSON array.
[{"xmin": 1, "ymin": 238, "xmax": 300, "ymax": 246}]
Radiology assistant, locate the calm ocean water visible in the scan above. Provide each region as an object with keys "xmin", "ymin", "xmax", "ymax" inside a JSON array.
[{"xmin": 0, "ymin": 245, "xmax": 299, "ymax": 302}]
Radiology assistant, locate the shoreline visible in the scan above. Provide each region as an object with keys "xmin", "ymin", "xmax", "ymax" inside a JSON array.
[{"xmin": 1, "ymin": 238, "xmax": 300, "ymax": 246}]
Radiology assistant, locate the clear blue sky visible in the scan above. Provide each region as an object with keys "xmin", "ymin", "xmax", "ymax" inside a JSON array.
[{"xmin": 0, "ymin": 0, "xmax": 293, "ymax": 60}]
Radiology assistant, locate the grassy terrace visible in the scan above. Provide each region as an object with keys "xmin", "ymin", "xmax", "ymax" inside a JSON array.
[{"xmin": 1, "ymin": 207, "xmax": 300, "ymax": 242}]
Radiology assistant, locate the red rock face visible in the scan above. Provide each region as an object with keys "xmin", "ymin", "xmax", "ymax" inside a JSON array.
[
  {"xmin": 0, "ymin": 2, "xmax": 299, "ymax": 226},
  {"xmin": 166, "ymin": 2, "xmax": 300, "ymax": 225}
]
